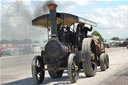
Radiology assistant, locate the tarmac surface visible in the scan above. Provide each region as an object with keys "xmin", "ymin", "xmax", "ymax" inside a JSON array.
[
  {"xmin": 0, "ymin": 47, "xmax": 128, "ymax": 85},
  {"xmin": 100, "ymin": 66, "xmax": 128, "ymax": 85}
]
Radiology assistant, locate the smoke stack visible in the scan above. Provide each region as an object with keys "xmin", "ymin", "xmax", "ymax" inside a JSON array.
[{"xmin": 48, "ymin": 4, "xmax": 57, "ymax": 37}]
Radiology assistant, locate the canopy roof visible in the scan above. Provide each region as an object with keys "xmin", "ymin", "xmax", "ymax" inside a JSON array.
[{"xmin": 32, "ymin": 12, "xmax": 97, "ymax": 28}]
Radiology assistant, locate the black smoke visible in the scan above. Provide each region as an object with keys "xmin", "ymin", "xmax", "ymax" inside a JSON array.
[
  {"xmin": 34, "ymin": 0, "xmax": 56, "ymax": 17},
  {"xmin": 1, "ymin": 0, "xmax": 56, "ymax": 42}
]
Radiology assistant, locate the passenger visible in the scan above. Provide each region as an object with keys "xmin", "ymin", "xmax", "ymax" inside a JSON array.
[
  {"xmin": 57, "ymin": 23, "xmax": 64, "ymax": 42},
  {"xmin": 65, "ymin": 26, "xmax": 77, "ymax": 49},
  {"xmin": 65, "ymin": 26, "xmax": 72, "ymax": 44}
]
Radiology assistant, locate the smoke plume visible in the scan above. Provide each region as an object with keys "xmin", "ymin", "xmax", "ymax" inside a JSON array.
[
  {"xmin": 1, "ymin": 0, "xmax": 56, "ymax": 42},
  {"xmin": 34, "ymin": 0, "xmax": 56, "ymax": 17}
]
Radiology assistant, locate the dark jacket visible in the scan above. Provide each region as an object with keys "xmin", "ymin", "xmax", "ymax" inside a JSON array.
[
  {"xmin": 84, "ymin": 26, "xmax": 92, "ymax": 37},
  {"xmin": 77, "ymin": 24, "xmax": 93, "ymax": 37}
]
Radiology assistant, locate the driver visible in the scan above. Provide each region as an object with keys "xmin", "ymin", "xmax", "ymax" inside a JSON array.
[
  {"xmin": 76, "ymin": 23, "xmax": 93, "ymax": 50},
  {"xmin": 80, "ymin": 23, "xmax": 93, "ymax": 38}
]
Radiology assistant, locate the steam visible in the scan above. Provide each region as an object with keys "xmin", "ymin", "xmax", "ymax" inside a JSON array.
[{"xmin": 1, "ymin": 0, "xmax": 56, "ymax": 42}]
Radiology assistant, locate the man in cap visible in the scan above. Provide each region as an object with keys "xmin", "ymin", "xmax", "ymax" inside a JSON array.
[{"xmin": 76, "ymin": 23, "xmax": 93, "ymax": 50}]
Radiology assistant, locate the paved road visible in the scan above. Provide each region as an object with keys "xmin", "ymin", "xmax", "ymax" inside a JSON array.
[{"xmin": 0, "ymin": 47, "xmax": 128, "ymax": 85}]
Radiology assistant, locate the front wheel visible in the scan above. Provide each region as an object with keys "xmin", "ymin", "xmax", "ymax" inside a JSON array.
[
  {"xmin": 68, "ymin": 53, "xmax": 79, "ymax": 83},
  {"xmin": 32, "ymin": 56, "xmax": 45, "ymax": 84}
]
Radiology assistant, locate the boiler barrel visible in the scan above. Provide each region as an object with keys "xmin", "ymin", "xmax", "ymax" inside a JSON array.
[{"xmin": 45, "ymin": 40, "xmax": 69, "ymax": 59}]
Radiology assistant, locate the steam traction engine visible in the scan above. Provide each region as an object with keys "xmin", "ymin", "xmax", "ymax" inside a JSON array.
[{"xmin": 31, "ymin": 4, "xmax": 109, "ymax": 84}]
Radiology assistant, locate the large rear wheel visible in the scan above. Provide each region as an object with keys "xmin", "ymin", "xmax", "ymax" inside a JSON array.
[
  {"xmin": 82, "ymin": 38, "xmax": 97, "ymax": 77},
  {"xmin": 32, "ymin": 56, "xmax": 45, "ymax": 84},
  {"xmin": 68, "ymin": 53, "xmax": 79, "ymax": 83}
]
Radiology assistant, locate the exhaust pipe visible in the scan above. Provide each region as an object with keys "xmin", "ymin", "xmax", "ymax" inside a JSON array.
[{"xmin": 48, "ymin": 4, "xmax": 57, "ymax": 37}]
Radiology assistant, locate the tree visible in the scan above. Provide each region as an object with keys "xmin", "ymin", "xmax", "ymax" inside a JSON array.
[
  {"xmin": 43, "ymin": 40, "xmax": 48, "ymax": 43},
  {"xmin": 91, "ymin": 30, "xmax": 104, "ymax": 42},
  {"xmin": 11, "ymin": 40, "xmax": 20, "ymax": 45},
  {"xmin": 23, "ymin": 39, "xmax": 32, "ymax": 44},
  {"xmin": 33, "ymin": 40, "xmax": 39, "ymax": 43},
  {"xmin": 0, "ymin": 39, "xmax": 11, "ymax": 44},
  {"xmin": 111, "ymin": 37, "xmax": 120, "ymax": 41}
]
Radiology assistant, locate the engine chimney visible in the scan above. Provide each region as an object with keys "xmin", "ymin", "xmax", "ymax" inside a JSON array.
[{"xmin": 48, "ymin": 4, "xmax": 57, "ymax": 37}]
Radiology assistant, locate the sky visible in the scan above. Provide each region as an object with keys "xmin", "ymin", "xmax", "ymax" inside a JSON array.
[{"xmin": 0, "ymin": 0, "xmax": 128, "ymax": 41}]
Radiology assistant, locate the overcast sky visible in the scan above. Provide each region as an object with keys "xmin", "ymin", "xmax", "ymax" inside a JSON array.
[{"xmin": 0, "ymin": 0, "xmax": 128, "ymax": 41}]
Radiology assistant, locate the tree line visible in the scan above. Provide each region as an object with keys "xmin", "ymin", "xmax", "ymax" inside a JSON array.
[
  {"xmin": 91, "ymin": 30, "xmax": 121, "ymax": 42},
  {"xmin": 0, "ymin": 39, "xmax": 39, "ymax": 45}
]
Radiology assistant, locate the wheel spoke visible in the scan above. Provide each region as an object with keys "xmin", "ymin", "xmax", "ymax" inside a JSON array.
[
  {"xmin": 36, "ymin": 61, "xmax": 42, "ymax": 73},
  {"xmin": 73, "ymin": 71, "xmax": 78, "ymax": 81},
  {"xmin": 68, "ymin": 54, "xmax": 79, "ymax": 83},
  {"xmin": 72, "ymin": 61, "xmax": 78, "ymax": 80}
]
